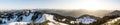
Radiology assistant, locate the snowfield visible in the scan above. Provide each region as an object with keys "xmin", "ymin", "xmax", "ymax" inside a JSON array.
[{"xmin": 0, "ymin": 9, "xmax": 120, "ymax": 25}]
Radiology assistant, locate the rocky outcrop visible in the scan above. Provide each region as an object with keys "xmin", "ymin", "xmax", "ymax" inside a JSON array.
[
  {"xmin": 0, "ymin": 10, "xmax": 46, "ymax": 25},
  {"xmin": 0, "ymin": 9, "xmax": 120, "ymax": 25}
]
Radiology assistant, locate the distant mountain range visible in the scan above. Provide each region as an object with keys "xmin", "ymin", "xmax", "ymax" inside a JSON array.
[{"xmin": 0, "ymin": 9, "xmax": 120, "ymax": 25}]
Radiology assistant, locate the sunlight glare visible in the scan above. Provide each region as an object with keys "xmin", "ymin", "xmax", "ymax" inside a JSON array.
[{"xmin": 79, "ymin": 0, "xmax": 107, "ymax": 10}]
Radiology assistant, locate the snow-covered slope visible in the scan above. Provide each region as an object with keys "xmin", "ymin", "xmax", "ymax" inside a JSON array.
[
  {"xmin": 0, "ymin": 10, "xmax": 46, "ymax": 25},
  {"xmin": 0, "ymin": 9, "xmax": 120, "ymax": 25}
]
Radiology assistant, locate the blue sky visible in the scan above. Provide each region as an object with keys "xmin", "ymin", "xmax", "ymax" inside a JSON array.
[
  {"xmin": 0, "ymin": 0, "xmax": 120, "ymax": 10},
  {"xmin": 0, "ymin": 0, "xmax": 41, "ymax": 8}
]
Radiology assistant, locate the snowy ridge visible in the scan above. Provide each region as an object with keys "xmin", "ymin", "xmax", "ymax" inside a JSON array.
[
  {"xmin": 0, "ymin": 9, "xmax": 120, "ymax": 25},
  {"xmin": 0, "ymin": 10, "xmax": 46, "ymax": 25}
]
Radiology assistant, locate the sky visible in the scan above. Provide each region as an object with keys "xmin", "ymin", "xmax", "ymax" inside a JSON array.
[{"xmin": 0, "ymin": 0, "xmax": 120, "ymax": 10}]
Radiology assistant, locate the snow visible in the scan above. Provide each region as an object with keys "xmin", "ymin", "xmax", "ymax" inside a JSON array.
[
  {"xmin": 0, "ymin": 12, "xmax": 47, "ymax": 25},
  {"xmin": 34, "ymin": 14, "xmax": 46, "ymax": 23},
  {"xmin": 22, "ymin": 13, "xmax": 34, "ymax": 22},
  {"xmin": 44, "ymin": 14, "xmax": 68, "ymax": 25},
  {"xmin": 8, "ymin": 22, "xmax": 29, "ymax": 25},
  {"xmin": 76, "ymin": 16, "xmax": 97, "ymax": 24}
]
